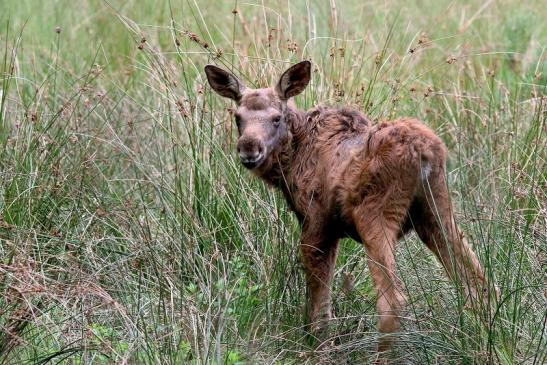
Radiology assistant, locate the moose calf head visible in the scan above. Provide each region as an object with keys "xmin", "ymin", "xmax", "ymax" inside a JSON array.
[{"xmin": 204, "ymin": 61, "xmax": 311, "ymax": 169}]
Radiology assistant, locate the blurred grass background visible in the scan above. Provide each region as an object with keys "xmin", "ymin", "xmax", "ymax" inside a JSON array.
[{"xmin": 0, "ymin": 0, "xmax": 545, "ymax": 364}]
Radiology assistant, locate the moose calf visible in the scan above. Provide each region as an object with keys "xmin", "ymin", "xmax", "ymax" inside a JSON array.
[{"xmin": 205, "ymin": 61, "xmax": 491, "ymax": 355}]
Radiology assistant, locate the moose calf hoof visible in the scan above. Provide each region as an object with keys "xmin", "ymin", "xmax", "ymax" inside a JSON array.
[
  {"xmin": 464, "ymin": 285, "xmax": 500, "ymax": 315},
  {"xmin": 310, "ymin": 311, "xmax": 333, "ymax": 340},
  {"xmin": 372, "ymin": 352, "xmax": 390, "ymax": 365}
]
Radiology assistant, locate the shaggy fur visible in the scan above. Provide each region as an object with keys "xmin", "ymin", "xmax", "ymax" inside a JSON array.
[{"xmin": 205, "ymin": 61, "xmax": 491, "ymax": 358}]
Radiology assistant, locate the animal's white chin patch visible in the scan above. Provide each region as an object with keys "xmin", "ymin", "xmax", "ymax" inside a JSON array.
[{"xmin": 420, "ymin": 163, "xmax": 432, "ymax": 180}]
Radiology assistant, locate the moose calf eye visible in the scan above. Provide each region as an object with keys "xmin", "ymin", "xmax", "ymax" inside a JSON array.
[{"xmin": 272, "ymin": 115, "xmax": 281, "ymax": 126}]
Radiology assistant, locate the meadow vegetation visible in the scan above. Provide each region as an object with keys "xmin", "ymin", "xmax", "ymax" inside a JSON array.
[{"xmin": 0, "ymin": 0, "xmax": 545, "ymax": 363}]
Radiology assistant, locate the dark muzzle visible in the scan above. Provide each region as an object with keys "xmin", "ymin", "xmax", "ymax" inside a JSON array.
[{"xmin": 237, "ymin": 137, "xmax": 265, "ymax": 169}]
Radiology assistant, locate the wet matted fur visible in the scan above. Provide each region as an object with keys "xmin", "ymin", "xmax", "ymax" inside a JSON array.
[{"xmin": 204, "ymin": 61, "xmax": 495, "ymax": 361}]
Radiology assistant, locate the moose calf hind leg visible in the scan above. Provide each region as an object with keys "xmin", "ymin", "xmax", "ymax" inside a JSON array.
[
  {"xmin": 416, "ymin": 171, "xmax": 493, "ymax": 307},
  {"xmin": 357, "ymin": 218, "xmax": 407, "ymax": 353}
]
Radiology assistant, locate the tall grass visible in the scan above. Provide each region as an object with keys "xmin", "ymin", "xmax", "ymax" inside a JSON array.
[{"xmin": 0, "ymin": 0, "xmax": 545, "ymax": 364}]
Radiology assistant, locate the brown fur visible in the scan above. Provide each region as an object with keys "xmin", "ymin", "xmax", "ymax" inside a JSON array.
[{"xmin": 205, "ymin": 62, "xmax": 493, "ymax": 358}]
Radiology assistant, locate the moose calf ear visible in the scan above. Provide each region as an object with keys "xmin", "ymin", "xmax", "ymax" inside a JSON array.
[
  {"xmin": 204, "ymin": 65, "xmax": 245, "ymax": 102},
  {"xmin": 276, "ymin": 60, "xmax": 311, "ymax": 100}
]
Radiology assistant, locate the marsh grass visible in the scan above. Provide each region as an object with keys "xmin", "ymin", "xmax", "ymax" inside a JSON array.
[{"xmin": 0, "ymin": 0, "xmax": 545, "ymax": 364}]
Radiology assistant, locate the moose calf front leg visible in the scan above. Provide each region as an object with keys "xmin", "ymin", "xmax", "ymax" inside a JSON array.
[{"xmin": 300, "ymin": 230, "xmax": 339, "ymax": 337}]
